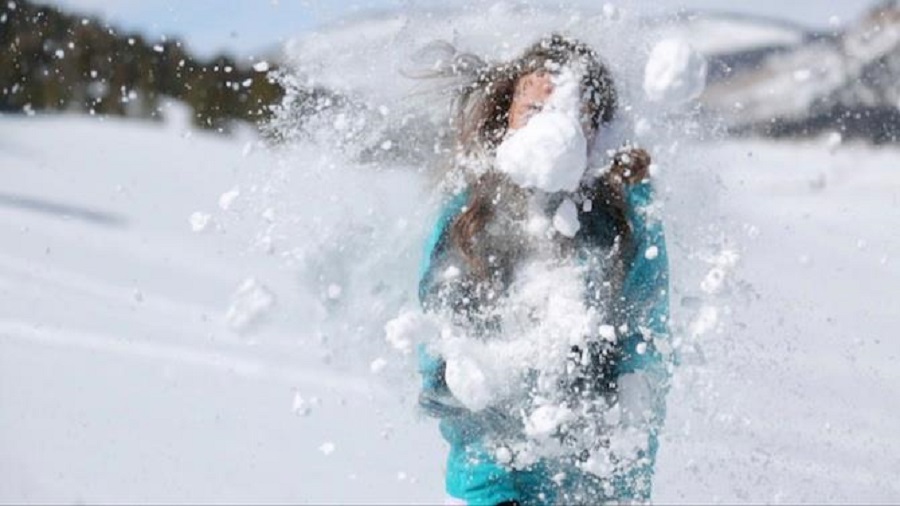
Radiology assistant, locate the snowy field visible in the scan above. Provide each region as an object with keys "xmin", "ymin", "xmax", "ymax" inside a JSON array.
[{"xmin": 1, "ymin": 111, "xmax": 898, "ymax": 504}]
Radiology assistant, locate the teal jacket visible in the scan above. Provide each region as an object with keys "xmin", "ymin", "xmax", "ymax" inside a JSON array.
[{"xmin": 418, "ymin": 182, "xmax": 671, "ymax": 505}]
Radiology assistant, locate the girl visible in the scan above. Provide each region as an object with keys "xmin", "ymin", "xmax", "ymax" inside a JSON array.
[{"xmin": 417, "ymin": 34, "xmax": 671, "ymax": 505}]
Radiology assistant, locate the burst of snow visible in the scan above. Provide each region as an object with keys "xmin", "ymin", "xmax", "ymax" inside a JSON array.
[{"xmin": 495, "ymin": 68, "xmax": 588, "ymax": 193}]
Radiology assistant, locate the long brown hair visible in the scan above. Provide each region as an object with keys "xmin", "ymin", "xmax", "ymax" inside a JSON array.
[{"xmin": 443, "ymin": 35, "xmax": 643, "ymax": 288}]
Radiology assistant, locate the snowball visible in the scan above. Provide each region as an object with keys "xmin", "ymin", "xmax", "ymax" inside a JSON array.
[
  {"xmin": 643, "ymin": 38, "xmax": 708, "ymax": 104},
  {"xmin": 494, "ymin": 68, "xmax": 587, "ymax": 193},
  {"xmin": 189, "ymin": 211, "xmax": 212, "ymax": 232},
  {"xmin": 552, "ymin": 198, "xmax": 580, "ymax": 238}
]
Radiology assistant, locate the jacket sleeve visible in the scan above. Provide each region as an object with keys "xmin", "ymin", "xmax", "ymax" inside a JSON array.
[
  {"xmin": 416, "ymin": 191, "xmax": 470, "ymax": 418},
  {"xmin": 612, "ymin": 180, "xmax": 672, "ymax": 501}
]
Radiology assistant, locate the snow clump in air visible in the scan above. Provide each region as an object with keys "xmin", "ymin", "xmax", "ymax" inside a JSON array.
[
  {"xmin": 226, "ymin": 278, "xmax": 276, "ymax": 333},
  {"xmin": 384, "ymin": 309, "xmax": 440, "ymax": 355},
  {"xmin": 552, "ymin": 197, "xmax": 581, "ymax": 238},
  {"xmin": 643, "ymin": 38, "xmax": 708, "ymax": 104},
  {"xmin": 495, "ymin": 66, "xmax": 588, "ymax": 193}
]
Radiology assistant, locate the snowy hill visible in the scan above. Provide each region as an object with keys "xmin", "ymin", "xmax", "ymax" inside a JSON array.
[{"xmin": 701, "ymin": 1, "xmax": 900, "ymax": 143}]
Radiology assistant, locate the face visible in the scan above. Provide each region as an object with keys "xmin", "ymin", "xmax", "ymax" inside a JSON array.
[{"xmin": 507, "ymin": 71, "xmax": 553, "ymax": 131}]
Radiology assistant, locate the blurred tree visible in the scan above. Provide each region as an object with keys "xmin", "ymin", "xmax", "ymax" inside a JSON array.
[{"xmin": 0, "ymin": 0, "xmax": 287, "ymax": 132}]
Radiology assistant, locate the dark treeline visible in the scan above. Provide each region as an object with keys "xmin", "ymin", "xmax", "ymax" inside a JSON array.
[{"xmin": 0, "ymin": 0, "xmax": 290, "ymax": 131}]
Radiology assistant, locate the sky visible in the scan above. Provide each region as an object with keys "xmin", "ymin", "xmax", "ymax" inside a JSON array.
[{"xmin": 42, "ymin": 0, "xmax": 880, "ymax": 58}]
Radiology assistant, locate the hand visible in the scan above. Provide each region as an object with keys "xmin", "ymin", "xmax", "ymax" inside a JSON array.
[{"xmin": 609, "ymin": 148, "xmax": 651, "ymax": 185}]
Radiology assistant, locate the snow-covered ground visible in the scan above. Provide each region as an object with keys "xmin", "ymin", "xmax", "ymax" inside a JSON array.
[{"xmin": 2, "ymin": 111, "xmax": 898, "ymax": 504}]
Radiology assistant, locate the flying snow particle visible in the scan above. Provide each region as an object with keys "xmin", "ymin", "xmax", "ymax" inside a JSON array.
[
  {"xmin": 524, "ymin": 404, "xmax": 573, "ymax": 438},
  {"xmin": 326, "ymin": 283, "xmax": 342, "ymax": 300},
  {"xmin": 495, "ymin": 446, "xmax": 513, "ymax": 465},
  {"xmin": 218, "ymin": 187, "xmax": 241, "ymax": 210},
  {"xmin": 644, "ymin": 245, "xmax": 659, "ymax": 260},
  {"xmin": 318, "ymin": 442, "xmax": 336, "ymax": 456},
  {"xmin": 825, "ymin": 131, "xmax": 842, "ymax": 152},
  {"xmin": 252, "ymin": 60, "xmax": 270, "ymax": 72},
  {"xmin": 384, "ymin": 310, "xmax": 437, "ymax": 355},
  {"xmin": 690, "ymin": 305, "xmax": 719, "ymax": 338},
  {"xmin": 598, "ymin": 324, "xmax": 616, "ymax": 342},
  {"xmin": 602, "ymin": 3, "xmax": 619, "ymax": 20},
  {"xmin": 793, "ymin": 69, "xmax": 811, "ymax": 83},
  {"xmin": 442, "ymin": 265, "xmax": 462, "ymax": 280},
  {"xmin": 370, "ymin": 357, "xmax": 388, "ymax": 374},
  {"xmin": 226, "ymin": 278, "xmax": 276, "ymax": 333},
  {"xmin": 189, "ymin": 211, "xmax": 212, "ymax": 232},
  {"xmin": 444, "ymin": 355, "xmax": 492, "ymax": 411},
  {"xmin": 152, "ymin": 44, "xmax": 164, "ymax": 53},
  {"xmin": 552, "ymin": 198, "xmax": 580, "ymax": 238},
  {"xmin": 292, "ymin": 391, "xmax": 312, "ymax": 416},
  {"xmin": 643, "ymin": 38, "xmax": 708, "ymax": 104},
  {"xmin": 380, "ymin": 140, "xmax": 393, "ymax": 151}
]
